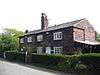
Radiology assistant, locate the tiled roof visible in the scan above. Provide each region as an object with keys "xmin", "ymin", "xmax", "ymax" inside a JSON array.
[{"xmin": 20, "ymin": 18, "xmax": 85, "ymax": 37}]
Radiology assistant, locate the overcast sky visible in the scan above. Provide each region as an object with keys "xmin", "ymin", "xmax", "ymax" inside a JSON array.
[{"xmin": 0, "ymin": 0, "xmax": 100, "ymax": 33}]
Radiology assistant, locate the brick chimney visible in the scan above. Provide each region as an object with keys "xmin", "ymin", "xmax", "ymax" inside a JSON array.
[{"xmin": 41, "ymin": 13, "xmax": 48, "ymax": 30}]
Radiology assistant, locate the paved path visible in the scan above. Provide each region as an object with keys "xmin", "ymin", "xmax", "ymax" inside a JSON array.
[{"xmin": 0, "ymin": 59, "xmax": 75, "ymax": 75}]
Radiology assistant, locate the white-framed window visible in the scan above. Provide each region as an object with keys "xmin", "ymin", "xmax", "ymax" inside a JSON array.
[
  {"xmin": 27, "ymin": 36, "xmax": 32, "ymax": 42},
  {"xmin": 37, "ymin": 47, "xmax": 43, "ymax": 54},
  {"xmin": 37, "ymin": 34, "xmax": 43, "ymax": 42},
  {"xmin": 46, "ymin": 47, "xmax": 51, "ymax": 54},
  {"xmin": 53, "ymin": 47, "xmax": 63, "ymax": 54},
  {"xmin": 51, "ymin": 50, "xmax": 55, "ymax": 54},
  {"xmin": 20, "ymin": 38, "xmax": 24, "ymax": 43},
  {"xmin": 53, "ymin": 32, "xmax": 62, "ymax": 40}
]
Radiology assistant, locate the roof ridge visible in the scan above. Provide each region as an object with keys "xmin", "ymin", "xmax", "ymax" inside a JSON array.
[
  {"xmin": 26, "ymin": 18, "xmax": 86, "ymax": 35},
  {"xmin": 48, "ymin": 18, "xmax": 85, "ymax": 28}
]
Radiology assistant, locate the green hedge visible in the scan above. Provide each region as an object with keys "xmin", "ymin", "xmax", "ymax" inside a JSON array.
[
  {"xmin": 5, "ymin": 51, "xmax": 25, "ymax": 62},
  {"xmin": 31, "ymin": 54, "xmax": 82, "ymax": 72},
  {"xmin": 3, "ymin": 52, "xmax": 100, "ymax": 73},
  {"xmin": 0, "ymin": 52, "xmax": 4, "ymax": 58},
  {"xmin": 80, "ymin": 53, "xmax": 100, "ymax": 72},
  {"xmin": 31, "ymin": 54, "xmax": 100, "ymax": 73}
]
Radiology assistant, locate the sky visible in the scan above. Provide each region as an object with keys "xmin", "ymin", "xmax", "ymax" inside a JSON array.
[{"xmin": 0, "ymin": 0, "xmax": 100, "ymax": 33}]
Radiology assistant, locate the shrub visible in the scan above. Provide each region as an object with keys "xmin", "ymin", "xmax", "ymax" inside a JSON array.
[
  {"xmin": 3, "ymin": 51, "xmax": 100, "ymax": 73},
  {"xmin": 31, "ymin": 54, "xmax": 64, "ymax": 67},
  {"xmin": 57, "ymin": 55, "xmax": 80, "ymax": 72},
  {"xmin": 75, "ymin": 63, "xmax": 87, "ymax": 72},
  {"xmin": 31, "ymin": 53, "xmax": 100, "ymax": 73},
  {"xmin": 0, "ymin": 52, "xmax": 4, "ymax": 58},
  {"xmin": 5, "ymin": 51, "xmax": 25, "ymax": 62},
  {"xmin": 80, "ymin": 53, "xmax": 100, "ymax": 72},
  {"xmin": 31, "ymin": 54, "xmax": 80, "ymax": 72}
]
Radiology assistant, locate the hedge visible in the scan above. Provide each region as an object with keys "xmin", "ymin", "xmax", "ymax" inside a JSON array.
[
  {"xmin": 80, "ymin": 53, "xmax": 100, "ymax": 72},
  {"xmin": 5, "ymin": 51, "xmax": 25, "ymax": 62},
  {"xmin": 31, "ymin": 54, "xmax": 100, "ymax": 73},
  {"xmin": 0, "ymin": 52, "xmax": 4, "ymax": 58},
  {"xmin": 31, "ymin": 54, "xmax": 82, "ymax": 72},
  {"xmin": 1, "ymin": 51, "xmax": 100, "ymax": 73}
]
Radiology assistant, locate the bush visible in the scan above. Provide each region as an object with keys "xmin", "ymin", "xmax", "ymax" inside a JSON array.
[
  {"xmin": 31, "ymin": 54, "xmax": 80, "ymax": 72},
  {"xmin": 31, "ymin": 54, "xmax": 64, "ymax": 67},
  {"xmin": 31, "ymin": 53, "xmax": 100, "ymax": 73},
  {"xmin": 80, "ymin": 53, "xmax": 100, "ymax": 72},
  {"xmin": 5, "ymin": 51, "xmax": 25, "ymax": 62},
  {"xmin": 3, "ymin": 51, "xmax": 100, "ymax": 73},
  {"xmin": 0, "ymin": 52, "xmax": 4, "ymax": 58},
  {"xmin": 75, "ymin": 63, "xmax": 87, "ymax": 72}
]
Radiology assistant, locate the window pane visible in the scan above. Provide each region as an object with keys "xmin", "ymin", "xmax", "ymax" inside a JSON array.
[
  {"xmin": 37, "ymin": 47, "xmax": 43, "ymax": 54},
  {"xmin": 53, "ymin": 32, "xmax": 62, "ymax": 40},
  {"xmin": 37, "ymin": 35, "xmax": 43, "ymax": 41},
  {"xmin": 20, "ymin": 38, "xmax": 24, "ymax": 43},
  {"xmin": 53, "ymin": 47, "xmax": 63, "ymax": 54},
  {"xmin": 27, "ymin": 36, "xmax": 32, "ymax": 42}
]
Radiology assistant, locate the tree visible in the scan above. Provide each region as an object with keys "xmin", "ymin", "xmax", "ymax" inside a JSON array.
[
  {"xmin": 0, "ymin": 28, "xmax": 24, "ymax": 52},
  {"xmin": 96, "ymin": 33, "xmax": 100, "ymax": 41}
]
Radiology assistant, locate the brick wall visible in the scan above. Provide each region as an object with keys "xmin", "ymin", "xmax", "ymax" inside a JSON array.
[
  {"xmin": 35, "ymin": 27, "xmax": 74, "ymax": 53},
  {"xmin": 75, "ymin": 19, "xmax": 96, "ymax": 42},
  {"xmin": 73, "ymin": 28, "xmax": 85, "ymax": 41}
]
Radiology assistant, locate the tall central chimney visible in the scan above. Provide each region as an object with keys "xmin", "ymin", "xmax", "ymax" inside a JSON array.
[{"xmin": 41, "ymin": 13, "xmax": 48, "ymax": 30}]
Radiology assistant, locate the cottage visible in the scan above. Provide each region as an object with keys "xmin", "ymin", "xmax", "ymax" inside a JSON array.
[{"xmin": 19, "ymin": 13, "xmax": 100, "ymax": 54}]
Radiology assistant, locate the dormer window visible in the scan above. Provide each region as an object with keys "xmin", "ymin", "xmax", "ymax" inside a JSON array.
[
  {"xmin": 27, "ymin": 36, "xmax": 32, "ymax": 42},
  {"xmin": 53, "ymin": 32, "xmax": 62, "ymax": 40},
  {"xmin": 20, "ymin": 38, "xmax": 24, "ymax": 43},
  {"xmin": 37, "ymin": 34, "xmax": 43, "ymax": 42}
]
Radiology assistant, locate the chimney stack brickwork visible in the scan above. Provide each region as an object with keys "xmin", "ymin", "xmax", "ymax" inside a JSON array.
[{"xmin": 41, "ymin": 13, "xmax": 48, "ymax": 30}]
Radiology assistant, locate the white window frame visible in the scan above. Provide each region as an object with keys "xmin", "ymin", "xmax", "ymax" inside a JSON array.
[
  {"xmin": 37, "ymin": 47, "xmax": 43, "ymax": 54},
  {"xmin": 20, "ymin": 38, "xmax": 24, "ymax": 43},
  {"xmin": 46, "ymin": 47, "xmax": 51, "ymax": 54},
  {"xmin": 27, "ymin": 36, "xmax": 32, "ymax": 42},
  {"xmin": 53, "ymin": 47, "xmax": 63, "ymax": 54},
  {"xmin": 37, "ymin": 35, "xmax": 43, "ymax": 42},
  {"xmin": 53, "ymin": 32, "xmax": 62, "ymax": 40}
]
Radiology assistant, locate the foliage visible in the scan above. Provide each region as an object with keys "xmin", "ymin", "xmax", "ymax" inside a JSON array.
[
  {"xmin": 32, "ymin": 48, "xmax": 37, "ymax": 53},
  {"xmin": 31, "ymin": 54, "xmax": 64, "ymax": 66},
  {"xmin": 0, "ymin": 52, "xmax": 4, "ymax": 58},
  {"xmin": 0, "ymin": 28, "xmax": 24, "ymax": 52},
  {"xmin": 5, "ymin": 51, "xmax": 25, "ymax": 62},
  {"xmin": 57, "ymin": 55, "xmax": 80, "ymax": 72},
  {"xmin": 31, "ymin": 54, "xmax": 81, "ymax": 72},
  {"xmin": 75, "ymin": 63, "xmax": 87, "ymax": 72},
  {"xmin": 96, "ymin": 33, "xmax": 100, "ymax": 41},
  {"xmin": 1, "ymin": 52, "xmax": 100, "ymax": 73},
  {"xmin": 80, "ymin": 53, "xmax": 100, "ymax": 72},
  {"xmin": 31, "ymin": 53, "xmax": 100, "ymax": 73}
]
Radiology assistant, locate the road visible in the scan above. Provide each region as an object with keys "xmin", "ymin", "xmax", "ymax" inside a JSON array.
[{"xmin": 0, "ymin": 59, "xmax": 75, "ymax": 75}]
